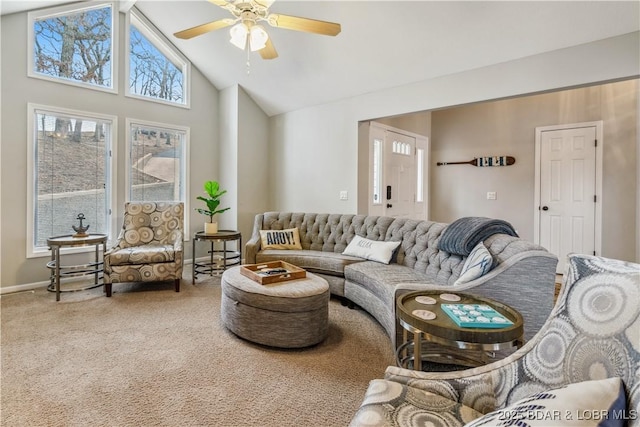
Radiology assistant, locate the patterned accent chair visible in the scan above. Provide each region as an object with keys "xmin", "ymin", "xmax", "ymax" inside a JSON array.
[
  {"xmin": 104, "ymin": 202, "xmax": 184, "ymax": 297},
  {"xmin": 350, "ymin": 253, "xmax": 640, "ymax": 427}
]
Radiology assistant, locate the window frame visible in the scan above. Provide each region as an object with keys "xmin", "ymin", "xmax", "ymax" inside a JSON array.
[
  {"xmin": 125, "ymin": 8, "xmax": 191, "ymax": 108},
  {"xmin": 27, "ymin": 1, "xmax": 118, "ymax": 94},
  {"xmin": 26, "ymin": 103, "xmax": 118, "ymax": 258},
  {"xmin": 125, "ymin": 117, "xmax": 190, "ymax": 232}
]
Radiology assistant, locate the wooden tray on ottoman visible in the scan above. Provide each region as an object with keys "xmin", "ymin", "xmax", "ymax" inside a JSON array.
[{"xmin": 240, "ymin": 260, "xmax": 306, "ymax": 285}]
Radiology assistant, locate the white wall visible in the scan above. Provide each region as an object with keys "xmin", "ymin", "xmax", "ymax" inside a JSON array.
[
  {"xmin": 0, "ymin": 11, "xmax": 220, "ymax": 288},
  {"xmin": 237, "ymin": 87, "xmax": 270, "ymax": 249},
  {"xmin": 429, "ymin": 81, "xmax": 637, "ymax": 262},
  {"xmin": 269, "ymin": 32, "xmax": 639, "ymax": 257},
  {"xmin": 218, "ymin": 85, "xmax": 270, "ymax": 251},
  {"xmin": 218, "ymin": 86, "xmax": 239, "ymax": 231}
]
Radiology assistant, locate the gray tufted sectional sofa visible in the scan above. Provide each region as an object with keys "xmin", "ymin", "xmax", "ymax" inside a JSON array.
[{"xmin": 245, "ymin": 212, "xmax": 558, "ymax": 346}]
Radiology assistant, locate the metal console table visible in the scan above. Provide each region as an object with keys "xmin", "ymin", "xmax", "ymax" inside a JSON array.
[
  {"xmin": 46, "ymin": 234, "xmax": 108, "ymax": 301},
  {"xmin": 192, "ymin": 230, "xmax": 242, "ymax": 283}
]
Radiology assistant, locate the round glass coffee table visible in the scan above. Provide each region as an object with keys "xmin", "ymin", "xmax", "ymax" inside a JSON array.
[{"xmin": 396, "ymin": 290, "xmax": 524, "ymax": 370}]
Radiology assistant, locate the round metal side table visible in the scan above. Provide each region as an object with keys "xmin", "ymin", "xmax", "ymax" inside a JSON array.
[
  {"xmin": 192, "ymin": 230, "xmax": 242, "ymax": 283},
  {"xmin": 396, "ymin": 291, "xmax": 524, "ymax": 370},
  {"xmin": 46, "ymin": 234, "xmax": 108, "ymax": 301}
]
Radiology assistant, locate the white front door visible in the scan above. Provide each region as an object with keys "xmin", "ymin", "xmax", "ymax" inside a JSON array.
[
  {"xmin": 365, "ymin": 121, "xmax": 429, "ymax": 220},
  {"xmin": 536, "ymin": 124, "xmax": 599, "ymax": 273},
  {"xmin": 385, "ymin": 131, "xmax": 415, "ymax": 218}
]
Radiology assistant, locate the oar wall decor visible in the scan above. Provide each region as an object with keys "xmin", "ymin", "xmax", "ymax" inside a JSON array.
[{"xmin": 437, "ymin": 156, "xmax": 516, "ymax": 167}]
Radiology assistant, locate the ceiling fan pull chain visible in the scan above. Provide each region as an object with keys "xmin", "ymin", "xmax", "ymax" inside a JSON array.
[{"xmin": 246, "ymin": 42, "xmax": 251, "ymax": 74}]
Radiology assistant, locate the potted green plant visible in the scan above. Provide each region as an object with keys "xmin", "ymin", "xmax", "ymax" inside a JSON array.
[{"xmin": 196, "ymin": 180, "xmax": 230, "ymax": 234}]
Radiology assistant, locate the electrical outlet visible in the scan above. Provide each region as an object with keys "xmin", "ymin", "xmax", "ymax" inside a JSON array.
[
  {"xmin": 339, "ymin": 190, "xmax": 348, "ymax": 200},
  {"xmin": 487, "ymin": 191, "xmax": 497, "ymax": 200}
]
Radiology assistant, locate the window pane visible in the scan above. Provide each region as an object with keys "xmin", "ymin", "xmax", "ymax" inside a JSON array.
[
  {"xmin": 128, "ymin": 123, "xmax": 186, "ymax": 202},
  {"xmin": 34, "ymin": 110, "xmax": 111, "ymax": 248},
  {"xmin": 129, "ymin": 18, "xmax": 184, "ymax": 104},
  {"xmin": 32, "ymin": 4, "xmax": 113, "ymax": 89}
]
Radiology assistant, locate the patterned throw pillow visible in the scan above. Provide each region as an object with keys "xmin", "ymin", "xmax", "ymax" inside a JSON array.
[
  {"xmin": 342, "ymin": 235, "xmax": 401, "ymax": 264},
  {"xmin": 454, "ymin": 241, "xmax": 493, "ymax": 285},
  {"xmin": 259, "ymin": 228, "xmax": 302, "ymax": 250},
  {"xmin": 464, "ymin": 377, "xmax": 628, "ymax": 427}
]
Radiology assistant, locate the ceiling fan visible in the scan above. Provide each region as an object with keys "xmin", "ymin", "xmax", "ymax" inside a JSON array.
[{"xmin": 173, "ymin": 0, "xmax": 342, "ymax": 60}]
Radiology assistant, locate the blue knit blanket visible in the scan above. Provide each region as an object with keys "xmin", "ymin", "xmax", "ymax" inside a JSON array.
[{"xmin": 437, "ymin": 217, "xmax": 519, "ymax": 256}]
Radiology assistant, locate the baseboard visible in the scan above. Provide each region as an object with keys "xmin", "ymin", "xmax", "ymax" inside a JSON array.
[
  {"xmin": 1, "ymin": 259, "xmax": 202, "ymax": 296},
  {"xmin": 1, "ymin": 281, "xmax": 48, "ymax": 295}
]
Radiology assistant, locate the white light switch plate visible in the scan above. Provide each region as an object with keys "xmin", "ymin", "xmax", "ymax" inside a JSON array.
[
  {"xmin": 339, "ymin": 191, "xmax": 348, "ymax": 200},
  {"xmin": 487, "ymin": 191, "xmax": 497, "ymax": 200}
]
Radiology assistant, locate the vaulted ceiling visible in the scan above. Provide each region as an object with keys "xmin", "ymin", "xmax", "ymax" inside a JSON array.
[{"xmin": 2, "ymin": 1, "xmax": 639, "ymax": 116}]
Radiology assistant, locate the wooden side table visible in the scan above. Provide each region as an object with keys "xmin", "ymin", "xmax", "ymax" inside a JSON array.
[
  {"xmin": 46, "ymin": 234, "xmax": 108, "ymax": 301},
  {"xmin": 192, "ymin": 230, "xmax": 242, "ymax": 283},
  {"xmin": 395, "ymin": 291, "xmax": 524, "ymax": 369}
]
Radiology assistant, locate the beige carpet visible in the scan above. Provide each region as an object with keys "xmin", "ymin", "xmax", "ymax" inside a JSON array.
[{"xmin": 1, "ymin": 268, "xmax": 394, "ymax": 427}]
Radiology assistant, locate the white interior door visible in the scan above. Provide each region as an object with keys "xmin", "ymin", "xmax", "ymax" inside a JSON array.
[{"xmin": 537, "ymin": 125, "xmax": 597, "ymax": 273}]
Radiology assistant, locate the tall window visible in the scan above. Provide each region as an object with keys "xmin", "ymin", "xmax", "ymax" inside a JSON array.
[
  {"xmin": 126, "ymin": 119, "xmax": 188, "ymax": 203},
  {"xmin": 127, "ymin": 9, "xmax": 190, "ymax": 107},
  {"xmin": 372, "ymin": 138, "xmax": 382, "ymax": 204},
  {"xmin": 28, "ymin": 104, "xmax": 115, "ymax": 255},
  {"xmin": 416, "ymin": 148, "xmax": 424, "ymax": 202},
  {"xmin": 28, "ymin": 1, "xmax": 117, "ymax": 93}
]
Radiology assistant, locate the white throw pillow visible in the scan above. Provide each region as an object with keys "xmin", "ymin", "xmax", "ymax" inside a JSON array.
[
  {"xmin": 259, "ymin": 228, "xmax": 302, "ymax": 250},
  {"xmin": 342, "ymin": 235, "xmax": 401, "ymax": 264},
  {"xmin": 454, "ymin": 241, "xmax": 493, "ymax": 285},
  {"xmin": 464, "ymin": 377, "xmax": 628, "ymax": 427}
]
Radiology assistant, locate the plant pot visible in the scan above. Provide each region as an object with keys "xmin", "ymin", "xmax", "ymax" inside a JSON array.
[{"xmin": 204, "ymin": 222, "xmax": 218, "ymax": 235}]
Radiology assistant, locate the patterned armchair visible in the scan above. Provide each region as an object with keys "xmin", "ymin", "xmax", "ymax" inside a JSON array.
[
  {"xmin": 104, "ymin": 202, "xmax": 184, "ymax": 297},
  {"xmin": 350, "ymin": 253, "xmax": 640, "ymax": 427}
]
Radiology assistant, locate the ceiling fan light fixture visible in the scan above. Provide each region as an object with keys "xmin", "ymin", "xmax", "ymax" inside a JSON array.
[
  {"xmin": 229, "ymin": 23, "xmax": 248, "ymax": 49},
  {"xmin": 249, "ymin": 25, "xmax": 268, "ymax": 51}
]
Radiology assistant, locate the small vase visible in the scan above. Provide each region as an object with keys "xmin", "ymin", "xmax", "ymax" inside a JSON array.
[{"xmin": 204, "ymin": 222, "xmax": 218, "ymax": 235}]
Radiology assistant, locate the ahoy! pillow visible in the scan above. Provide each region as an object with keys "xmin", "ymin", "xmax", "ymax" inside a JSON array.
[{"xmin": 259, "ymin": 228, "xmax": 302, "ymax": 250}]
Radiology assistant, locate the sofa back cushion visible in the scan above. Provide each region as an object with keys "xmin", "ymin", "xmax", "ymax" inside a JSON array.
[
  {"xmin": 259, "ymin": 212, "xmax": 552, "ymax": 288},
  {"xmin": 260, "ymin": 212, "xmax": 395, "ymax": 253},
  {"xmin": 385, "ymin": 218, "xmax": 464, "ymax": 285}
]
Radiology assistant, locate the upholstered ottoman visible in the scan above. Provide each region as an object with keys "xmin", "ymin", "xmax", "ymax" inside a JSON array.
[{"xmin": 221, "ymin": 266, "xmax": 330, "ymax": 348}]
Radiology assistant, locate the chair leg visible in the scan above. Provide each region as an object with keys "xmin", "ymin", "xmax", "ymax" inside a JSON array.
[
  {"xmin": 174, "ymin": 278, "xmax": 180, "ymax": 292},
  {"xmin": 105, "ymin": 283, "xmax": 112, "ymax": 297}
]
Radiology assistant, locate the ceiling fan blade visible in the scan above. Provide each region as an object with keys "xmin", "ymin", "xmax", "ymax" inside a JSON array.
[
  {"xmin": 174, "ymin": 18, "xmax": 235, "ymax": 39},
  {"xmin": 267, "ymin": 14, "xmax": 341, "ymax": 36},
  {"xmin": 259, "ymin": 37, "xmax": 278, "ymax": 60}
]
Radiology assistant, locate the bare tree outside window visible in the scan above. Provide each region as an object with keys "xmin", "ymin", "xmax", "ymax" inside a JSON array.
[
  {"xmin": 129, "ymin": 24, "xmax": 184, "ymax": 103},
  {"xmin": 33, "ymin": 4, "xmax": 113, "ymax": 89}
]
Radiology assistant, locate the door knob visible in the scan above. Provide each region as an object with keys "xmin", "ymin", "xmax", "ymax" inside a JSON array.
[
  {"xmin": 386, "ymin": 203, "xmax": 393, "ymax": 208},
  {"xmin": 542, "ymin": 206, "xmax": 549, "ymax": 211}
]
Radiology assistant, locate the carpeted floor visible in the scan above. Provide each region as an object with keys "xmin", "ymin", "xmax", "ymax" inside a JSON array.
[{"xmin": 1, "ymin": 268, "xmax": 395, "ymax": 427}]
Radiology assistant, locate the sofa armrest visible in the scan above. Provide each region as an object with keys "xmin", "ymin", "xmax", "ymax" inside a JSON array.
[
  {"xmin": 244, "ymin": 213, "xmax": 264, "ymax": 264},
  {"xmin": 393, "ymin": 250, "xmax": 557, "ymax": 343},
  {"xmin": 451, "ymin": 250, "xmax": 557, "ymax": 341}
]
